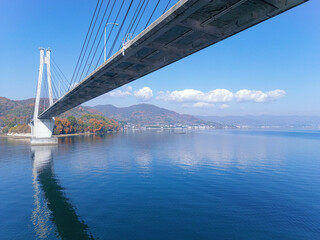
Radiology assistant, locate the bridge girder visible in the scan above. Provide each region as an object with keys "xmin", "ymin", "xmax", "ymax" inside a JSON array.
[{"xmin": 39, "ymin": 0, "xmax": 308, "ymax": 119}]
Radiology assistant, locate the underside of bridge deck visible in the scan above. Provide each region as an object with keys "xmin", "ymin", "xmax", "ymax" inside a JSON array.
[{"xmin": 39, "ymin": 0, "xmax": 308, "ymax": 119}]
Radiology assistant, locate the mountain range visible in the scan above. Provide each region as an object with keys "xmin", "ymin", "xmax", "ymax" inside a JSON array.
[
  {"xmin": 0, "ymin": 97, "xmax": 222, "ymax": 128},
  {"xmin": 91, "ymin": 104, "xmax": 221, "ymax": 127},
  {"xmin": 197, "ymin": 115, "xmax": 320, "ymax": 128},
  {"xmin": 1, "ymin": 96, "xmax": 319, "ymax": 129}
]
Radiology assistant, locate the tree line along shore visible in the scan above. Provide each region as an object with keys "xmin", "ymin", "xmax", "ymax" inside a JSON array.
[{"xmin": 0, "ymin": 114, "xmax": 120, "ymax": 135}]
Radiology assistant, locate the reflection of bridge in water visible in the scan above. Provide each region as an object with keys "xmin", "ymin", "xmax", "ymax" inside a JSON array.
[
  {"xmin": 31, "ymin": 146, "xmax": 94, "ymax": 239},
  {"xmin": 29, "ymin": 0, "xmax": 308, "ymax": 144}
]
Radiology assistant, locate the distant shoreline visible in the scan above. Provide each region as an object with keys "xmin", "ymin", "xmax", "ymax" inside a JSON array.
[
  {"xmin": 0, "ymin": 134, "xmax": 30, "ymax": 139},
  {"xmin": 0, "ymin": 132, "xmax": 111, "ymax": 139},
  {"xmin": 55, "ymin": 132, "xmax": 97, "ymax": 137}
]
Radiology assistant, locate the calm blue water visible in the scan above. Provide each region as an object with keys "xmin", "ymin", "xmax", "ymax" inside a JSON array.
[{"xmin": 0, "ymin": 129, "xmax": 320, "ymax": 240}]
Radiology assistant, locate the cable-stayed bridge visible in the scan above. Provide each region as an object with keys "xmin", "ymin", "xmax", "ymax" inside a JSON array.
[{"xmin": 30, "ymin": 0, "xmax": 308, "ymax": 144}]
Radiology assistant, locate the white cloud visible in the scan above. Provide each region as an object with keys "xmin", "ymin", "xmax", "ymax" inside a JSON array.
[
  {"xmin": 134, "ymin": 87, "xmax": 153, "ymax": 101},
  {"xmin": 106, "ymin": 85, "xmax": 134, "ymax": 98},
  {"xmin": 106, "ymin": 86, "xmax": 286, "ymax": 105},
  {"xmin": 206, "ymin": 89, "xmax": 234, "ymax": 103},
  {"xmin": 107, "ymin": 89, "xmax": 132, "ymax": 97},
  {"xmin": 157, "ymin": 88, "xmax": 286, "ymax": 107},
  {"xmin": 158, "ymin": 89, "xmax": 202, "ymax": 103},
  {"xmin": 219, "ymin": 104, "xmax": 230, "ymax": 109},
  {"xmin": 235, "ymin": 89, "xmax": 286, "ymax": 103},
  {"xmin": 193, "ymin": 102, "xmax": 215, "ymax": 108},
  {"xmin": 157, "ymin": 89, "xmax": 233, "ymax": 103}
]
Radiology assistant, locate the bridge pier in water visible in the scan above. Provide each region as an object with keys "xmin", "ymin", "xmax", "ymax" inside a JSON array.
[
  {"xmin": 30, "ymin": 118, "xmax": 57, "ymax": 145},
  {"xmin": 30, "ymin": 48, "xmax": 58, "ymax": 145}
]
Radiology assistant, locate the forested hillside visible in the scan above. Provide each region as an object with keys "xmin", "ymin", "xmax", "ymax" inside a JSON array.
[{"xmin": 0, "ymin": 97, "xmax": 119, "ymax": 134}]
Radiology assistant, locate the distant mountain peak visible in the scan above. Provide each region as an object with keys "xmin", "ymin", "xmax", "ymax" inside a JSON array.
[{"xmin": 92, "ymin": 103, "xmax": 220, "ymax": 126}]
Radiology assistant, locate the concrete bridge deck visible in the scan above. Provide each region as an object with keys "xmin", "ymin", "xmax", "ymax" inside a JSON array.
[{"xmin": 39, "ymin": 0, "xmax": 308, "ymax": 119}]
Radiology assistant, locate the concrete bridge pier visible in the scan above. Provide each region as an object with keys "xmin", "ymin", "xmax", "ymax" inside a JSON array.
[
  {"xmin": 30, "ymin": 48, "xmax": 58, "ymax": 145},
  {"xmin": 30, "ymin": 118, "xmax": 57, "ymax": 145}
]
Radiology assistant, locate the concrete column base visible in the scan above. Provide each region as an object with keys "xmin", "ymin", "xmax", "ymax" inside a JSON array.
[
  {"xmin": 31, "ymin": 137, "xmax": 58, "ymax": 145},
  {"xmin": 30, "ymin": 118, "xmax": 57, "ymax": 145}
]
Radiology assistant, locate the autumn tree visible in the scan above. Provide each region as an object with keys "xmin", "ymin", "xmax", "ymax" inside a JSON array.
[{"xmin": 52, "ymin": 115, "xmax": 119, "ymax": 135}]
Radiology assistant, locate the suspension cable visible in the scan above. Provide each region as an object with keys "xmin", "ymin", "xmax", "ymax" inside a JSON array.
[
  {"xmin": 51, "ymin": 57, "xmax": 71, "ymax": 87},
  {"xmin": 78, "ymin": 0, "xmax": 113, "ymax": 82},
  {"xmin": 117, "ymin": 0, "xmax": 144, "ymax": 51},
  {"xmin": 94, "ymin": 0, "xmax": 126, "ymax": 67},
  {"xmin": 106, "ymin": 1, "xmax": 134, "ymax": 61},
  {"xmin": 72, "ymin": 0, "xmax": 104, "ymax": 88},
  {"xmin": 85, "ymin": 0, "xmax": 117, "ymax": 74},
  {"xmin": 163, "ymin": 0, "xmax": 172, "ymax": 14},
  {"xmin": 69, "ymin": 0, "xmax": 101, "ymax": 90},
  {"xmin": 51, "ymin": 63, "xmax": 69, "ymax": 90},
  {"xmin": 132, "ymin": 0, "xmax": 149, "ymax": 35},
  {"xmin": 51, "ymin": 66, "xmax": 69, "ymax": 94},
  {"xmin": 144, "ymin": 0, "xmax": 160, "ymax": 29}
]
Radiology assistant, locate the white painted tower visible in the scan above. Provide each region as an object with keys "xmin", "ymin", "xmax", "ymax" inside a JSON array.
[{"xmin": 30, "ymin": 48, "xmax": 58, "ymax": 145}]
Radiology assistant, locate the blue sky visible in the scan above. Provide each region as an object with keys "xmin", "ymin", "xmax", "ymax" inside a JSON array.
[{"xmin": 0, "ymin": 0, "xmax": 318, "ymax": 116}]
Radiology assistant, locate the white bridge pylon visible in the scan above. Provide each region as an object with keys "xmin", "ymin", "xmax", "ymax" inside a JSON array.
[{"xmin": 30, "ymin": 48, "xmax": 58, "ymax": 145}]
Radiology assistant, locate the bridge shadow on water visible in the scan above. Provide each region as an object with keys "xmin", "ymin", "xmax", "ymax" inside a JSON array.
[{"xmin": 31, "ymin": 145, "xmax": 94, "ymax": 240}]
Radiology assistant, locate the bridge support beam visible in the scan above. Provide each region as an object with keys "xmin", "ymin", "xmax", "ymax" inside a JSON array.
[{"xmin": 30, "ymin": 48, "xmax": 58, "ymax": 145}]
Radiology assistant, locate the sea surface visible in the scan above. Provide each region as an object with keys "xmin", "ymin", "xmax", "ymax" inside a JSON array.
[{"xmin": 0, "ymin": 129, "xmax": 320, "ymax": 240}]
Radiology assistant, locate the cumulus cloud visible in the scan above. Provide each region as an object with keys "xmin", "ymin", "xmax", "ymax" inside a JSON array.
[
  {"xmin": 134, "ymin": 87, "xmax": 153, "ymax": 101},
  {"xmin": 206, "ymin": 89, "xmax": 234, "ymax": 103},
  {"xmin": 157, "ymin": 89, "xmax": 233, "ymax": 103},
  {"xmin": 107, "ymin": 89, "xmax": 131, "ymax": 97},
  {"xmin": 107, "ymin": 86, "xmax": 285, "ymax": 106},
  {"xmin": 107, "ymin": 86, "xmax": 132, "ymax": 97},
  {"xmin": 193, "ymin": 102, "xmax": 215, "ymax": 108},
  {"xmin": 235, "ymin": 89, "xmax": 286, "ymax": 103},
  {"xmin": 158, "ymin": 89, "xmax": 202, "ymax": 103}
]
